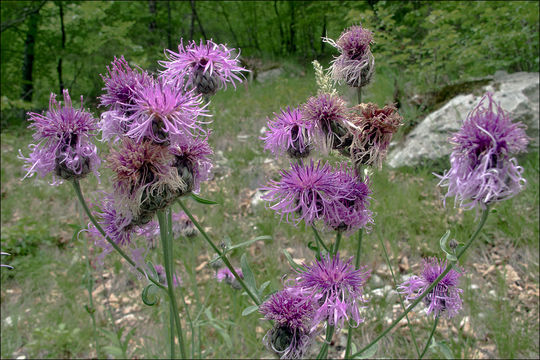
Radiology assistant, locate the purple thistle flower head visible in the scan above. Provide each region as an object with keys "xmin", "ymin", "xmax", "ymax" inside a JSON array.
[
  {"xmin": 89, "ymin": 194, "xmax": 134, "ymax": 246},
  {"xmin": 160, "ymin": 39, "xmax": 247, "ymax": 96},
  {"xmin": 346, "ymin": 103, "xmax": 402, "ymax": 169},
  {"xmin": 436, "ymin": 93, "xmax": 529, "ymax": 210},
  {"xmin": 261, "ymin": 106, "xmax": 314, "ymax": 159},
  {"xmin": 107, "ymin": 138, "xmax": 184, "ymax": 225},
  {"xmin": 169, "ymin": 134, "xmax": 213, "ymax": 195},
  {"xmin": 99, "ymin": 56, "xmax": 152, "ymax": 111},
  {"xmin": 216, "ymin": 267, "xmax": 244, "ymax": 289},
  {"xmin": 399, "ymin": 258, "xmax": 463, "ymax": 319},
  {"xmin": 261, "ymin": 160, "xmax": 348, "ymax": 226},
  {"xmin": 260, "ymin": 289, "xmax": 317, "ymax": 359},
  {"xmin": 324, "ymin": 164, "xmax": 374, "ymax": 234},
  {"xmin": 293, "ymin": 253, "xmax": 370, "ymax": 330},
  {"xmin": 154, "ymin": 264, "xmax": 182, "ymax": 288},
  {"xmin": 326, "ymin": 25, "xmax": 375, "ymax": 88},
  {"xmin": 19, "ymin": 89, "xmax": 100, "ymax": 184},
  {"xmin": 301, "ymin": 93, "xmax": 349, "ymax": 151},
  {"xmin": 122, "ymin": 77, "xmax": 210, "ymax": 144}
]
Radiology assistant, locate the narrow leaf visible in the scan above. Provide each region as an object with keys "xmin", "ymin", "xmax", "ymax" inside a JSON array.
[
  {"xmin": 240, "ymin": 253, "xmax": 258, "ymax": 293},
  {"xmin": 258, "ymin": 280, "xmax": 271, "ymax": 295},
  {"xmin": 228, "ymin": 236, "xmax": 272, "ymax": 251},
  {"xmin": 282, "ymin": 249, "xmax": 306, "ymax": 272},
  {"xmin": 190, "ymin": 193, "xmax": 219, "ymax": 205},
  {"xmin": 141, "ymin": 284, "xmax": 159, "ymax": 306},
  {"xmin": 354, "ymin": 343, "xmax": 378, "ymax": 359},
  {"xmin": 242, "ymin": 305, "xmax": 259, "ymax": 316}
]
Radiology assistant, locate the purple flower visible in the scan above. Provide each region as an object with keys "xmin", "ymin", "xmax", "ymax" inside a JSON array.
[
  {"xmin": 301, "ymin": 93, "xmax": 349, "ymax": 151},
  {"xmin": 347, "ymin": 103, "xmax": 402, "ymax": 169},
  {"xmin": 216, "ymin": 267, "xmax": 243, "ymax": 283},
  {"xmin": 260, "ymin": 289, "xmax": 317, "ymax": 359},
  {"xmin": 160, "ymin": 39, "xmax": 247, "ymax": 96},
  {"xmin": 122, "ymin": 77, "xmax": 209, "ymax": 144},
  {"xmin": 107, "ymin": 138, "xmax": 184, "ymax": 225},
  {"xmin": 261, "ymin": 106, "xmax": 313, "ymax": 159},
  {"xmin": 325, "ymin": 25, "xmax": 375, "ymax": 88},
  {"xmin": 293, "ymin": 253, "xmax": 370, "ymax": 330},
  {"xmin": 399, "ymin": 258, "xmax": 463, "ymax": 319},
  {"xmin": 19, "ymin": 90, "xmax": 100, "ymax": 184},
  {"xmin": 89, "ymin": 194, "xmax": 134, "ymax": 246},
  {"xmin": 436, "ymin": 93, "xmax": 529, "ymax": 210},
  {"xmin": 154, "ymin": 264, "xmax": 181, "ymax": 288},
  {"xmin": 169, "ymin": 135, "xmax": 213, "ymax": 195},
  {"xmin": 137, "ymin": 211, "xmax": 197, "ymax": 247},
  {"xmin": 324, "ymin": 165, "xmax": 373, "ymax": 234},
  {"xmin": 261, "ymin": 160, "xmax": 347, "ymax": 226}
]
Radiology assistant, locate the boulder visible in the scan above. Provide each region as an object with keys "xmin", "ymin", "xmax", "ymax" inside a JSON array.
[{"xmin": 387, "ymin": 72, "xmax": 539, "ymax": 168}]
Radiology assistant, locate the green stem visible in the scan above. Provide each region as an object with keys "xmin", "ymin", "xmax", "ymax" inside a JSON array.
[
  {"xmin": 350, "ymin": 207, "xmax": 490, "ymax": 358},
  {"xmin": 311, "ymin": 225, "xmax": 330, "ymax": 253},
  {"xmin": 317, "ymin": 325, "xmax": 335, "ymax": 359},
  {"xmin": 169, "ymin": 301, "xmax": 176, "ymax": 359},
  {"xmin": 344, "ymin": 229, "xmax": 363, "ymax": 359},
  {"xmin": 333, "ymin": 231, "xmax": 342, "ymax": 256},
  {"xmin": 71, "ymin": 181, "xmax": 165, "ymax": 291},
  {"xmin": 379, "ymin": 237, "xmax": 421, "ymax": 357},
  {"xmin": 419, "ymin": 316, "xmax": 439, "ymax": 359},
  {"xmin": 157, "ymin": 210, "xmax": 187, "ymax": 359},
  {"xmin": 177, "ymin": 199, "xmax": 261, "ymax": 305},
  {"xmin": 357, "ymin": 87, "xmax": 362, "ymax": 104}
]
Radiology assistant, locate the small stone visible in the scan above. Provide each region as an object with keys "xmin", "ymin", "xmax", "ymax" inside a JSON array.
[
  {"xmin": 469, "ymin": 283, "xmax": 479, "ymax": 290},
  {"xmin": 5, "ymin": 316, "xmax": 12, "ymax": 326},
  {"xmin": 370, "ymin": 274, "xmax": 384, "ymax": 289},
  {"xmin": 488, "ymin": 290, "xmax": 497, "ymax": 298}
]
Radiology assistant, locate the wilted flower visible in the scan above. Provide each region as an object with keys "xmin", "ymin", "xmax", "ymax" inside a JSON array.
[
  {"xmin": 345, "ymin": 103, "xmax": 402, "ymax": 169},
  {"xmin": 436, "ymin": 93, "xmax": 529, "ymax": 210},
  {"xmin": 169, "ymin": 135, "xmax": 213, "ymax": 195},
  {"xmin": 260, "ymin": 289, "xmax": 317, "ymax": 359},
  {"xmin": 261, "ymin": 107, "xmax": 313, "ymax": 159},
  {"xmin": 301, "ymin": 93, "xmax": 349, "ymax": 151},
  {"xmin": 324, "ymin": 165, "xmax": 373, "ymax": 234},
  {"xmin": 19, "ymin": 89, "xmax": 100, "ymax": 184},
  {"xmin": 326, "ymin": 25, "xmax": 375, "ymax": 88},
  {"xmin": 160, "ymin": 39, "xmax": 247, "ymax": 96},
  {"xmin": 399, "ymin": 258, "xmax": 463, "ymax": 319},
  {"xmin": 293, "ymin": 253, "xmax": 370, "ymax": 330},
  {"xmin": 154, "ymin": 264, "xmax": 181, "ymax": 288},
  {"xmin": 107, "ymin": 138, "xmax": 184, "ymax": 225},
  {"xmin": 122, "ymin": 77, "xmax": 209, "ymax": 144},
  {"xmin": 261, "ymin": 160, "xmax": 347, "ymax": 226},
  {"xmin": 216, "ymin": 267, "xmax": 244, "ymax": 289}
]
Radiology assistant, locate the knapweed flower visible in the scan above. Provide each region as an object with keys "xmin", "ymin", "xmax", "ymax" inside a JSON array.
[
  {"xmin": 122, "ymin": 77, "xmax": 209, "ymax": 144},
  {"xmin": 260, "ymin": 289, "xmax": 317, "ymax": 359},
  {"xmin": 261, "ymin": 107, "xmax": 313, "ymax": 159},
  {"xmin": 89, "ymin": 194, "xmax": 134, "ymax": 246},
  {"xmin": 160, "ymin": 39, "xmax": 247, "ymax": 96},
  {"xmin": 436, "ymin": 93, "xmax": 529, "ymax": 210},
  {"xmin": 216, "ymin": 267, "xmax": 244, "ymax": 289},
  {"xmin": 325, "ymin": 25, "xmax": 375, "ymax": 88},
  {"xmin": 324, "ymin": 165, "xmax": 373, "ymax": 234},
  {"xmin": 154, "ymin": 264, "xmax": 181, "ymax": 288},
  {"xmin": 399, "ymin": 258, "xmax": 463, "ymax": 319},
  {"xmin": 19, "ymin": 89, "xmax": 100, "ymax": 184},
  {"xmin": 261, "ymin": 160, "xmax": 348, "ymax": 226},
  {"xmin": 346, "ymin": 103, "xmax": 402, "ymax": 169},
  {"xmin": 301, "ymin": 93, "xmax": 349, "ymax": 151},
  {"xmin": 107, "ymin": 138, "xmax": 184, "ymax": 225},
  {"xmin": 293, "ymin": 253, "xmax": 370, "ymax": 330},
  {"xmin": 169, "ymin": 135, "xmax": 213, "ymax": 194}
]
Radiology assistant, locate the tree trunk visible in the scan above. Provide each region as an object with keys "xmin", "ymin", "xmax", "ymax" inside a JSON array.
[
  {"xmin": 320, "ymin": 15, "xmax": 326, "ymax": 55},
  {"xmin": 167, "ymin": 0, "xmax": 172, "ymax": 49},
  {"xmin": 273, "ymin": 0, "xmax": 284, "ymax": 54},
  {"xmin": 21, "ymin": 9, "xmax": 39, "ymax": 102},
  {"xmin": 148, "ymin": 0, "xmax": 157, "ymax": 33},
  {"xmin": 190, "ymin": 0, "xmax": 207, "ymax": 41},
  {"xmin": 287, "ymin": 1, "xmax": 296, "ymax": 53},
  {"xmin": 57, "ymin": 1, "xmax": 66, "ymax": 94}
]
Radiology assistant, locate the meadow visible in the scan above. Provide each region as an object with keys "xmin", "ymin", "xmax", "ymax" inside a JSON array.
[{"xmin": 1, "ymin": 63, "xmax": 538, "ymax": 359}]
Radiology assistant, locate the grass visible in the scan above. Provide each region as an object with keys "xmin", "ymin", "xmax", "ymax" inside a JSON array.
[{"xmin": 1, "ymin": 66, "xmax": 539, "ymax": 359}]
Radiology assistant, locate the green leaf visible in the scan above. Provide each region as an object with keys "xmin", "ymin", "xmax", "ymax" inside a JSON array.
[
  {"xmin": 354, "ymin": 343, "xmax": 378, "ymax": 359},
  {"xmin": 242, "ymin": 305, "xmax": 259, "ymax": 316},
  {"xmin": 431, "ymin": 340, "xmax": 454, "ymax": 359},
  {"xmin": 190, "ymin": 193, "xmax": 219, "ymax": 205},
  {"xmin": 102, "ymin": 345, "xmax": 125, "ymax": 358},
  {"xmin": 282, "ymin": 249, "xmax": 306, "ymax": 272},
  {"xmin": 439, "ymin": 230, "xmax": 457, "ymax": 262},
  {"xmin": 228, "ymin": 236, "xmax": 272, "ymax": 252},
  {"xmin": 240, "ymin": 253, "xmax": 258, "ymax": 294},
  {"xmin": 141, "ymin": 284, "xmax": 160, "ymax": 306},
  {"xmin": 258, "ymin": 280, "xmax": 271, "ymax": 295}
]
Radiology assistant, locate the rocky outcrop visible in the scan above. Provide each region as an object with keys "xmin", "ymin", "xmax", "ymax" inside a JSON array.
[{"xmin": 387, "ymin": 72, "xmax": 539, "ymax": 168}]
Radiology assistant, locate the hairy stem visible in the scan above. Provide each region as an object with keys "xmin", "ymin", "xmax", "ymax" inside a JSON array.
[
  {"xmin": 344, "ymin": 229, "xmax": 363, "ymax": 359},
  {"xmin": 311, "ymin": 225, "xmax": 330, "ymax": 253},
  {"xmin": 317, "ymin": 325, "xmax": 335, "ymax": 359},
  {"xmin": 350, "ymin": 207, "xmax": 489, "ymax": 358}
]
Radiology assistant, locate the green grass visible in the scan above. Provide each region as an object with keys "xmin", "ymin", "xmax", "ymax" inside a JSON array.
[{"xmin": 1, "ymin": 68, "xmax": 539, "ymax": 359}]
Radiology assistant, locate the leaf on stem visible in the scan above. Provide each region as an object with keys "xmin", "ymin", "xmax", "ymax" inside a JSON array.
[
  {"xmin": 354, "ymin": 343, "xmax": 378, "ymax": 359},
  {"xmin": 241, "ymin": 305, "xmax": 259, "ymax": 316},
  {"xmin": 439, "ymin": 230, "xmax": 457, "ymax": 262},
  {"xmin": 282, "ymin": 249, "xmax": 306, "ymax": 272},
  {"xmin": 190, "ymin": 193, "xmax": 219, "ymax": 205},
  {"xmin": 430, "ymin": 339, "xmax": 454, "ymax": 359},
  {"xmin": 141, "ymin": 283, "xmax": 160, "ymax": 306},
  {"xmin": 240, "ymin": 253, "xmax": 258, "ymax": 295},
  {"xmin": 227, "ymin": 235, "xmax": 272, "ymax": 252}
]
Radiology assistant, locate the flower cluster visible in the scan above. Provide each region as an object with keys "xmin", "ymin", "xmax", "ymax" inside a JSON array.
[
  {"xmin": 326, "ymin": 25, "xmax": 375, "ymax": 88},
  {"xmin": 19, "ymin": 90, "xmax": 100, "ymax": 184},
  {"xmin": 399, "ymin": 258, "xmax": 463, "ymax": 319},
  {"xmin": 259, "ymin": 254, "xmax": 370, "ymax": 358},
  {"xmin": 437, "ymin": 93, "xmax": 528, "ymax": 210},
  {"xmin": 262, "ymin": 160, "xmax": 372, "ymax": 234},
  {"xmin": 160, "ymin": 39, "xmax": 247, "ymax": 96}
]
